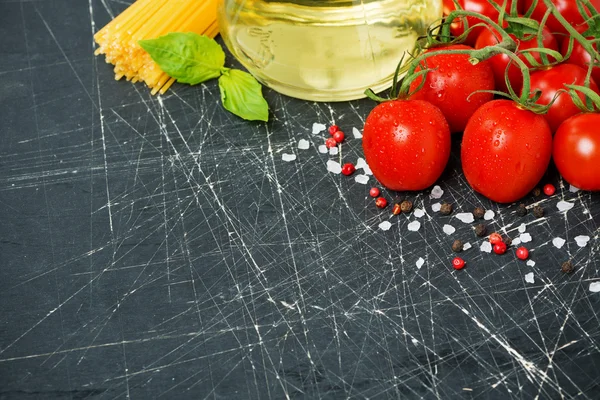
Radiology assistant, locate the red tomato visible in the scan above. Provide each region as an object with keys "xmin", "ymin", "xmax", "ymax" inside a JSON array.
[
  {"xmin": 409, "ymin": 44, "xmax": 495, "ymax": 133},
  {"xmin": 553, "ymin": 113, "xmax": 600, "ymax": 191},
  {"xmin": 461, "ymin": 99, "xmax": 552, "ymax": 203},
  {"xmin": 524, "ymin": 0, "xmax": 600, "ymax": 36},
  {"xmin": 362, "ymin": 100, "xmax": 451, "ymax": 191},
  {"xmin": 444, "ymin": 0, "xmax": 523, "ymax": 45},
  {"xmin": 475, "ymin": 25, "xmax": 558, "ymax": 93},
  {"xmin": 560, "ymin": 37, "xmax": 600, "ymax": 88},
  {"xmin": 527, "ymin": 63, "xmax": 600, "ymax": 133}
]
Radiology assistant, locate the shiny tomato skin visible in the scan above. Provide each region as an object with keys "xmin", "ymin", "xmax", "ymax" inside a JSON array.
[
  {"xmin": 362, "ymin": 100, "xmax": 451, "ymax": 191},
  {"xmin": 475, "ymin": 25, "xmax": 558, "ymax": 93},
  {"xmin": 444, "ymin": 0, "xmax": 523, "ymax": 45},
  {"xmin": 461, "ymin": 100, "xmax": 552, "ymax": 203},
  {"xmin": 553, "ymin": 113, "xmax": 600, "ymax": 191},
  {"xmin": 409, "ymin": 44, "xmax": 495, "ymax": 133},
  {"xmin": 560, "ymin": 38, "xmax": 600, "ymax": 87},
  {"xmin": 528, "ymin": 64, "xmax": 600, "ymax": 133},
  {"xmin": 524, "ymin": 0, "xmax": 600, "ymax": 36}
]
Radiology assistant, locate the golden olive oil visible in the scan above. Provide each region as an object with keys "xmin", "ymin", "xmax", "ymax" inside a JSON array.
[{"xmin": 218, "ymin": 0, "xmax": 442, "ymax": 101}]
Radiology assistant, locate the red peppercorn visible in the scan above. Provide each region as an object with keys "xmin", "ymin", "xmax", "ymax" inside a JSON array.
[
  {"xmin": 325, "ymin": 137, "xmax": 337, "ymax": 148},
  {"xmin": 489, "ymin": 232, "xmax": 503, "ymax": 245},
  {"xmin": 341, "ymin": 163, "xmax": 356, "ymax": 176},
  {"xmin": 369, "ymin": 187, "xmax": 380, "ymax": 197},
  {"xmin": 392, "ymin": 203, "xmax": 402, "ymax": 215},
  {"xmin": 452, "ymin": 257, "xmax": 466, "ymax": 270},
  {"xmin": 328, "ymin": 125, "xmax": 339, "ymax": 135},
  {"xmin": 493, "ymin": 242, "xmax": 507, "ymax": 255},
  {"xmin": 375, "ymin": 197, "xmax": 387, "ymax": 208},
  {"xmin": 516, "ymin": 246, "xmax": 529, "ymax": 260},
  {"xmin": 333, "ymin": 131, "xmax": 345, "ymax": 143},
  {"xmin": 543, "ymin": 183, "xmax": 556, "ymax": 196}
]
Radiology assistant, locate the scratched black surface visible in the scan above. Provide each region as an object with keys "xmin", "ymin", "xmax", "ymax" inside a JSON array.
[{"xmin": 1, "ymin": 1, "xmax": 600, "ymax": 399}]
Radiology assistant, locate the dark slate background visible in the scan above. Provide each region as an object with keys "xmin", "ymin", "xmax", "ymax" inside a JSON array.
[{"xmin": 1, "ymin": 0, "xmax": 600, "ymax": 399}]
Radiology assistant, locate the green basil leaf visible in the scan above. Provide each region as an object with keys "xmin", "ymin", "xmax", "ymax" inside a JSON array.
[
  {"xmin": 218, "ymin": 69, "xmax": 269, "ymax": 122},
  {"xmin": 139, "ymin": 32, "xmax": 225, "ymax": 85}
]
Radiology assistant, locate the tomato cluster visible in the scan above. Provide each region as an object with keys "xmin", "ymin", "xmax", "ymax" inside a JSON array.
[{"xmin": 362, "ymin": 0, "xmax": 600, "ymax": 202}]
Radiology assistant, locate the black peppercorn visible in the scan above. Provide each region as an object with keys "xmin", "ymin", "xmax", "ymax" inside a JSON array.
[
  {"xmin": 400, "ymin": 200, "xmax": 413, "ymax": 213},
  {"xmin": 452, "ymin": 239, "xmax": 463, "ymax": 253},
  {"xmin": 474, "ymin": 223, "xmax": 487, "ymax": 237},
  {"xmin": 532, "ymin": 205, "xmax": 544, "ymax": 218},
  {"xmin": 532, "ymin": 187, "xmax": 541, "ymax": 197},
  {"xmin": 517, "ymin": 203, "xmax": 528, "ymax": 217},
  {"xmin": 440, "ymin": 202, "xmax": 453, "ymax": 215},
  {"xmin": 503, "ymin": 236, "xmax": 512, "ymax": 247},
  {"xmin": 561, "ymin": 261, "xmax": 574, "ymax": 274},
  {"xmin": 473, "ymin": 207, "xmax": 485, "ymax": 219}
]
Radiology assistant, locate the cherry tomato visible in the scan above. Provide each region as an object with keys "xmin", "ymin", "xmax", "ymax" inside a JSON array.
[
  {"xmin": 560, "ymin": 37, "xmax": 600, "ymax": 88},
  {"xmin": 461, "ymin": 100, "xmax": 553, "ymax": 203},
  {"xmin": 409, "ymin": 44, "xmax": 495, "ymax": 133},
  {"xmin": 475, "ymin": 24, "xmax": 558, "ymax": 93},
  {"xmin": 444, "ymin": 0, "xmax": 523, "ymax": 45},
  {"xmin": 527, "ymin": 63, "xmax": 600, "ymax": 133},
  {"xmin": 524, "ymin": 0, "xmax": 600, "ymax": 37},
  {"xmin": 553, "ymin": 113, "xmax": 600, "ymax": 191},
  {"xmin": 362, "ymin": 100, "xmax": 451, "ymax": 191}
]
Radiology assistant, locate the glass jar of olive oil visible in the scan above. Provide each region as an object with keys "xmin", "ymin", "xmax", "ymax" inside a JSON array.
[{"xmin": 217, "ymin": 0, "xmax": 442, "ymax": 101}]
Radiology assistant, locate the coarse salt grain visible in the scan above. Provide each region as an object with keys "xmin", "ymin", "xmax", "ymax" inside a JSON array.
[
  {"xmin": 431, "ymin": 203, "xmax": 442, "ymax": 212},
  {"xmin": 329, "ymin": 147, "xmax": 339, "ymax": 155},
  {"xmin": 455, "ymin": 212, "xmax": 474, "ymax": 223},
  {"xmin": 484, "ymin": 210, "xmax": 495, "ymax": 220},
  {"xmin": 362, "ymin": 164, "xmax": 372, "ymax": 175},
  {"xmin": 414, "ymin": 208, "xmax": 425, "ymax": 218},
  {"xmin": 552, "ymin": 237, "xmax": 566, "ymax": 249},
  {"xmin": 354, "ymin": 174, "xmax": 369, "ymax": 185},
  {"xmin": 282, "ymin": 153, "xmax": 296, "ymax": 162},
  {"xmin": 297, "ymin": 139, "xmax": 310, "ymax": 150},
  {"xmin": 352, "ymin": 127, "xmax": 363, "ymax": 139},
  {"xmin": 379, "ymin": 221, "xmax": 392, "ymax": 231},
  {"xmin": 519, "ymin": 233, "xmax": 532, "ymax": 243},
  {"xmin": 512, "ymin": 237, "xmax": 522, "ymax": 246},
  {"xmin": 463, "ymin": 242, "xmax": 472, "ymax": 251},
  {"xmin": 590, "ymin": 282, "xmax": 600, "ymax": 293},
  {"xmin": 569, "ymin": 185, "xmax": 580, "ymax": 193},
  {"xmin": 416, "ymin": 257, "xmax": 425, "ymax": 269},
  {"xmin": 326, "ymin": 160, "xmax": 342, "ymax": 174},
  {"xmin": 557, "ymin": 201, "xmax": 575, "ymax": 212},
  {"xmin": 407, "ymin": 221, "xmax": 421, "ymax": 232},
  {"xmin": 430, "ymin": 185, "xmax": 444, "ymax": 199},
  {"xmin": 480, "ymin": 241, "xmax": 492, "ymax": 253},
  {"xmin": 318, "ymin": 145, "xmax": 328, "ymax": 154},
  {"xmin": 525, "ymin": 272, "xmax": 534, "ymax": 284},
  {"xmin": 518, "ymin": 223, "xmax": 527, "ymax": 233},
  {"xmin": 443, "ymin": 224, "xmax": 456, "ymax": 235},
  {"xmin": 526, "ymin": 260, "xmax": 536, "ymax": 267},
  {"xmin": 575, "ymin": 235, "xmax": 590, "ymax": 247},
  {"xmin": 356, "ymin": 158, "xmax": 367, "ymax": 169},
  {"xmin": 312, "ymin": 123, "xmax": 326, "ymax": 134}
]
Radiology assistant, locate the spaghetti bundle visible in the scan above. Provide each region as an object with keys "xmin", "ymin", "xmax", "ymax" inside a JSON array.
[{"xmin": 94, "ymin": 0, "xmax": 220, "ymax": 95}]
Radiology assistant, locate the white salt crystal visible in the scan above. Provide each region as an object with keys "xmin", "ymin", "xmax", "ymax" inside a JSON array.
[
  {"xmin": 363, "ymin": 164, "xmax": 373, "ymax": 175},
  {"xmin": 431, "ymin": 203, "xmax": 442, "ymax": 212},
  {"xmin": 318, "ymin": 145, "xmax": 328, "ymax": 154},
  {"xmin": 590, "ymin": 282, "xmax": 600, "ymax": 293},
  {"xmin": 524, "ymin": 272, "xmax": 535, "ymax": 284},
  {"xmin": 552, "ymin": 237, "xmax": 566, "ymax": 249},
  {"xmin": 416, "ymin": 257, "xmax": 425, "ymax": 269},
  {"xmin": 512, "ymin": 237, "xmax": 522, "ymax": 246},
  {"xmin": 569, "ymin": 185, "xmax": 580, "ymax": 193},
  {"xmin": 354, "ymin": 174, "xmax": 369, "ymax": 185},
  {"xmin": 352, "ymin": 127, "xmax": 363, "ymax": 139},
  {"xmin": 455, "ymin": 212, "xmax": 475, "ymax": 223},
  {"xmin": 326, "ymin": 160, "xmax": 342, "ymax": 174},
  {"xmin": 463, "ymin": 242, "xmax": 472, "ymax": 251},
  {"xmin": 443, "ymin": 224, "xmax": 456, "ymax": 235},
  {"xmin": 520, "ymin": 233, "xmax": 532, "ymax": 243},
  {"xmin": 480, "ymin": 241, "xmax": 492, "ymax": 253},
  {"xmin": 518, "ymin": 223, "xmax": 527, "ymax": 233},
  {"xmin": 414, "ymin": 208, "xmax": 425, "ymax": 218},
  {"xmin": 355, "ymin": 157, "xmax": 367, "ymax": 170},
  {"xmin": 484, "ymin": 210, "xmax": 495, "ymax": 220},
  {"xmin": 282, "ymin": 153, "xmax": 296, "ymax": 162},
  {"xmin": 329, "ymin": 147, "xmax": 339, "ymax": 155},
  {"xmin": 557, "ymin": 201, "xmax": 575, "ymax": 212},
  {"xmin": 407, "ymin": 221, "xmax": 421, "ymax": 232},
  {"xmin": 297, "ymin": 139, "xmax": 310, "ymax": 150},
  {"xmin": 575, "ymin": 235, "xmax": 590, "ymax": 247},
  {"xmin": 430, "ymin": 185, "xmax": 444, "ymax": 199},
  {"xmin": 312, "ymin": 123, "xmax": 326, "ymax": 134},
  {"xmin": 526, "ymin": 260, "xmax": 536, "ymax": 267},
  {"xmin": 379, "ymin": 221, "xmax": 392, "ymax": 231}
]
